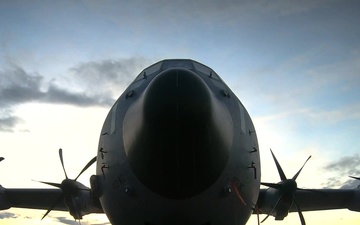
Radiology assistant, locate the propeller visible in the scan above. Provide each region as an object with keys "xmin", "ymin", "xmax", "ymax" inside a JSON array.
[
  {"xmin": 349, "ymin": 176, "xmax": 360, "ymax": 180},
  {"xmin": 38, "ymin": 148, "xmax": 96, "ymax": 220},
  {"xmin": 260, "ymin": 149, "xmax": 311, "ymax": 225}
]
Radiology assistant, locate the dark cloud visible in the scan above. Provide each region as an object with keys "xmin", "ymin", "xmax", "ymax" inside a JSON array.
[
  {"xmin": 0, "ymin": 57, "xmax": 151, "ymax": 132},
  {"xmin": 0, "ymin": 211, "xmax": 17, "ymax": 219},
  {"xmin": 321, "ymin": 177, "xmax": 342, "ymax": 189},
  {"xmin": 321, "ymin": 154, "xmax": 360, "ymax": 189},
  {"xmin": 0, "ymin": 115, "xmax": 23, "ymax": 132},
  {"xmin": 323, "ymin": 154, "xmax": 360, "ymax": 172},
  {"xmin": 0, "ymin": 66, "xmax": 44, "ymax": 107},
  {"xmin": 319, "ymin": 176, "xmax": 360, "ymax": 189},
  {"xmin": 57, "ymin": 57, "xmax": 151, "ymax": 104},
  {"xmin": 55, "ymin": 217, "xmax": 79, "ymax": 225},
  {"xmin": 341, "ymin": 178, "xmax": 360, "ymax": 189},
  {"xmin": 44, "ymin": 84, "xmax": 114, "ymax": 106},
  {"xmin": 0, "ymin": 65, "xmax": 114, "ymax": 108}
]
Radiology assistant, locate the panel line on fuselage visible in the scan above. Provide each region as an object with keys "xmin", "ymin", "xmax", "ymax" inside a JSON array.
[{"xmin": 110, "ymin": 101, "xmax": 118, "ymax": 134}]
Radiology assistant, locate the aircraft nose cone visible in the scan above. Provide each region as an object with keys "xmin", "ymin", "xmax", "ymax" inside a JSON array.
[{"xmin": 123, "ymin": 68, "xmax": 233, "ymax": 199}]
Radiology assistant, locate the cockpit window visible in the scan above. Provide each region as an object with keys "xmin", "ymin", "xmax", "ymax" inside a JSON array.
[
  {"xmin": 133, "ymin": 59, "xmax": 223, "ymax": 84},
  {"xmin": 161, "ymin": 60, "xmax": 195, "ymax": 71}
]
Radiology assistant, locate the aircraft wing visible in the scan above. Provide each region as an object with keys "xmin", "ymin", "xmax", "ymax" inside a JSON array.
[
  {"xmin": 0, "ymin": 185, "xmax": 104, "ymax": 219},
  {"xmin": 292, "ymin": 188, "xmax": 359, "ymax": 212},
  {"xmin": 256, "ymin": 187, "xmax": 360, "ymax": 214},
  {"xmin": 1, "ymin": 187, "xmax": 67, "ymax": 211}
]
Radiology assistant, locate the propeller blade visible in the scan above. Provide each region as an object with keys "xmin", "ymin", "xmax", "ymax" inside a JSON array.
[
  {"xmin": 293, "ymin": 197, "xmax": 306, "ymax": 225},
  {"xmin": 70, "ymin": 195, "xmax": 82, "ymax": 220},
  {"xmin": 39, "ymin": 149, "xmax": 93, "ymax": 221},
  {"xmin": 260, "ymin": 182, "xmax": 283, "ymax": 190},
  {"xmin": 349, "ymin": 176, "xmax": 360, "ymax": 180},
  {"xmin": 74, "ymin": 156, "xmax": 97, "ymax": 181},
  {"xmin": 37, "ymin": 181, "xmax": 62, "ymax": 189},
  {"xmin": 42, "ymin": 193, "xmax": 64, "ymax": 220},
  {"xmin": 270, "ymin": 149, "xmax": 287, "ymax": 181},
  {"xmin": 292, "ymin": 155, "xmax": 311, "ymax": 181},
  {"xmin": 262, "ymin": 150, "xmax": 311, "ymax": 224},
  {"xmin": 59, "ymin": 148, "xmax": 68, "ymax": 179},
  {"xmin": 255, "ymin": 205, "xmax": 260, "ymax": 225},
  {"xmin": 261, "ymin": 194, "xmax": 283, "ymax": 223},
  {"xmin": 260, "ymin": 212, "xmax": 271, "ymax": 223},
  {"xmin": 0, "ymin": 157, "xmax": 4, "ymax": 162}
]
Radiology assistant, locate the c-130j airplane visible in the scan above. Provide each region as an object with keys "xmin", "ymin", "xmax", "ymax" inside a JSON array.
[{"xmin": 0, "ymin": 59, "xmax": 359, "ymax": 225}]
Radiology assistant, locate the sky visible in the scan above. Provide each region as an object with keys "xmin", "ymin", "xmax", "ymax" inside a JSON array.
[{"xmin": 0, "ymin": 0, "xmax": 360, "ymax": 224}]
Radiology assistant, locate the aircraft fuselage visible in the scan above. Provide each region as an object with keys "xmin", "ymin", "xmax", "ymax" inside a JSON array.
[{"xmin": 94, "ymin": 59, "xmax": 260, "ymax": 225}]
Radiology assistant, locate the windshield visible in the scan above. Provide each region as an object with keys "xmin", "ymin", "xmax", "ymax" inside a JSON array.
[{"xmin": 134, "ymin": 59, "xmax": 222, "ymax": 82}]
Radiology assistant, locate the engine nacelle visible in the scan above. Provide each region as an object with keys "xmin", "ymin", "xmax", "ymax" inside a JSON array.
[
  {"xmin": 64, "ymin": 180, "xmax": 102, "ymax": 220},
  {"xmin": 65, "ymin": 189, "xmax": 91, "ymax": 219},
  {"xmin": 259, "ymin": 188, "xmax": 292, "ymax": 220}
]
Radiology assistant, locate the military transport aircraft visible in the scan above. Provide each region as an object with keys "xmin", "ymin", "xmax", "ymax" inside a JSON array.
[{"xmin": 0, "ymin": 59, "xmax": 359, "ymax": 225}]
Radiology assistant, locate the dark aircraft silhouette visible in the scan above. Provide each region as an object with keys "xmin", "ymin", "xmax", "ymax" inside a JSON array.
[{"xmin": 0, "ymin": 59, "xmax": 359, "ymax": 225}]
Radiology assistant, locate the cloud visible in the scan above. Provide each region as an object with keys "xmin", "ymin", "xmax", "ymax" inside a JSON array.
[
  {"xmin": 88, "ymin": 0, "xmax": 342, "ymax": 28},
  {"xmin": 305, "ymin": 102, "xmax": 360, "ymax": 125},
  {"xmin": 237, "ymin": 46, "xmax": 360, "ymax": 128},
  {"xmin": 0, "ymin": 65, "xmax": 114, "ymax": 108},
  {"xmin": 0, "ymin": 115, "xmax": 23, "ymax": 132},
  {"xmin": 322, "ymin": 177, "xmax": 360, "ymax": 189},
  {"xmin": 0, "ymin": 64, "xmax": 114, "ymax": 132},
  {"xmin": 323, "ymin": 154, "xmax": 360, "ymax": 172},
  {"xmin": 54, "ymin": 217, "xmax": 79, "ymax": 225},
  {"xmin": 54, "ymin": 216, "xmax": 110, "ymax": 225},
  {"xmin": 341, "ymin": 178, "xmax": 360, "ymax": 189},
  {"xmin": 0, "ymin": 211, "xmax": 17, "ymax": 219},
  {"xmin": 68, "ymin": 57, "xmax": 151, "ymax": 98},
  {"xmin": 321, "ymin": 154, "xmax": 360, "ymax": 189},
  {"xmin": 0, "ymin": 66, "xmax": 44, "ymax": 107},
  {"xmin": 45, "ymin": 84, "xmax": 114, "ymax": 106},
  {"xmin": 0, "ymin": 57, "xmax": 150, "ymax": 132}
]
